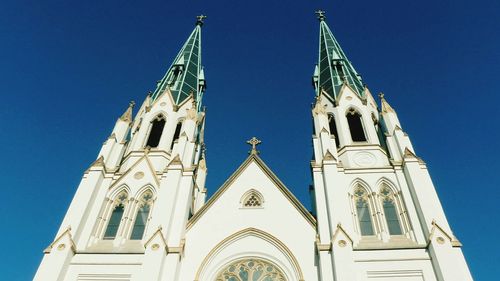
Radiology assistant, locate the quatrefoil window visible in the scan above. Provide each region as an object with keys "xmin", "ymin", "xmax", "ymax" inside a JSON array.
[{"xmin": 241, "ymin": 190, "xmax": 264, "ymax": 208}]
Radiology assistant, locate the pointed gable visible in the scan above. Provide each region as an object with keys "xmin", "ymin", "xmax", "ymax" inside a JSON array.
[
  {"xmin": 108, "ymin": 154, "xmax": 160, "ymax": 193},
  {"xmin": 187, "ymin": 154, "xmax": 316, "ymax": 230}
]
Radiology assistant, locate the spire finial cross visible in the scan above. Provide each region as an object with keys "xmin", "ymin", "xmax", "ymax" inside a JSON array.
[
  {"xmin": 129, "ymin": 100, "xmax": 136, "ymax": 108},
  {"xmin": 315, "ymin": 10, "xmax": 326, "ymax": 21},
  {"xmin": 378, "ymin": 92, "xmax": 385, "ymax": 99},
  {"xmin": 196, "ymin": 15, "xmax": 207, "ymax": 26},
  {"xmin": 246, "ymin": 137, "xmax": 261, "ymax": 155}
]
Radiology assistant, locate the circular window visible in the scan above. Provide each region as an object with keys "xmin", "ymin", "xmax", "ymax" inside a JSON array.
[{"xmin": 215, "ymin": 258, "xmax": 286, "ymax": 281}]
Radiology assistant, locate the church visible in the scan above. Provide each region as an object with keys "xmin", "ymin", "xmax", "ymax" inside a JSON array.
[{"xmin": 33, "ymin": 12, "xmax": 473, "ymax": 281}]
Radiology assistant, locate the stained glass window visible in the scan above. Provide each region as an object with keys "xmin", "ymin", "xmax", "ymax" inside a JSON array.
[
  {"xmin": 353, "ymin": 187, "xmax": 374, "ymax": 236},
  {"xmin": 216, "ymin": 259, "xmax": 286, "ymax": 281},
  {"xmin": 380, "ymin": 187, "xmax": 403, "ymax": 235},
  {"xmin": 104, "ymin": 191, "xmax": 128, "ymax": 239},
  {"xmin": 130, "ymin": 191, "xmax": 153, "ymax": 240}
]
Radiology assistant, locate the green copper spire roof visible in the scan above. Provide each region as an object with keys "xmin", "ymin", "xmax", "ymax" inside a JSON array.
[
  {"xmin": 314, "ymin": 11, "xmax": 364, "ymax": 99},
  {"xmin": 151, "ymin": 16, "xmax": 206, "ymax": 109}
]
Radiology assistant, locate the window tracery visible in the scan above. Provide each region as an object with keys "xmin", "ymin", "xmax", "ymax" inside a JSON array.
[
  {"xmin": 103, "ymin": 190, "xmax": 128, "ymax": 240},
  {"xmin": 216, "ymin": 259, "xmax": 286, "ymax": 281},
  {"xmin": 353, "ymin": 186, "xmax": 374, "ymax": 236},
  {"xmin": 380, "ymin": 185, "xmax": 403, "ymax": 235},
  {"xmin": 242, "ymin": 190, "xmax": 263, "ymax": 208},
  {"xmin": 130, "ymin": 190, "xmax": 154, "ymax": 240}
]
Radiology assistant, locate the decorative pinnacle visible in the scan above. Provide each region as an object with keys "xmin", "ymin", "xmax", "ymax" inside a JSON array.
[
  {"xmin": 120, "ymin": 100, "xmax": 135, "ymax": 122},
  {"xmin": 315, "ymin": 10, "xmax": 326, "ymax": 21},
  {"xmin": 379, "ymin": 92, "xmax": 396, "ymax": 113},
  {"xmin": 201, "ymin": 143, "xmax": 206, "ymax": 157},
  {"xmin": 196, "ymin": 15, "xmax": 207, "ymax": 26},
  {"xmin": 246, "ymin": 137, "xmax": 262, "ymax": 155},
  {"xmin": 189, "ymin": 91, "xmax": 197, "ymax": 107}
]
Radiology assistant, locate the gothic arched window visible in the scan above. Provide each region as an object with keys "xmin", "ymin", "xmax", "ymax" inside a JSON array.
[
  {"xmin": 353, "ymin": 186, "xmax": 374, "ymax": 236},
  {"xmin": 130, "ymin": 190, "xmax": 154, "ymax": 240},
  {"xmin": 216, "ymin": 259, "xmax": 286, "ymax": 281},
  {"xmin": 170, "ymin": 121, "xmax": 182, "ymax": 150},
  {"xmin": 328, "ymin": 113, "xmax": 340, "ymax": 148},
  {"xmin": 146, "ymin": 114, "xmax": 166, "ymax": 148},
  {"xmin": 346, "ymin": 109, "xmax": 367, "ymax": 142},
  {"xmin": 241, "ymin": 190, "xmax": 263, "ymax": 208},
  {"xmin": 380, "ymin": 186, "xmax": 403, "ymax": 235},
  {"xmin": 104, "ymin": 191, "xmax": 128, "ymax": 240}
]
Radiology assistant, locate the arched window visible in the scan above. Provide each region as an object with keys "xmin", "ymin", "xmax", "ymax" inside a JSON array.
[
  {"xmin": 130, "ymin": 190, "xmax": 154, "ymax": 240},
  {"xmin": 333, "ymin": 60, "xmax": 345, "ymax": 80},
  {"xmin": 346, "ymin": 109, "xmax": 367, "ymax": 142},
  {"xmin": 241, "ymin": 190, "xmax": 263, "ymax": 208},
  {"xmin": 328, "ymin": 113, "xmax": 340, "ymax": 148},
  {"xmin": 169, "ymin": 66, "xmax": 183, "ymax": 90},
  {"xmin": 170, "ymin": 121, "xmax": 182, "ymax": 150},
  {"xmin": 380, "ymin": 186, "xmax": 403, "ymax": 235},
  {"xmin": 216, "ymin": 259, "xmax": 286, "ymax": 281},
  {"xmin": 104, "ymin": 191, "xmax": 128, "ymax": 240},
  {"xmin": 353, "ymin": 186, "xmax": 374, "ymax": 236},
  {"xmin": 146, "ymin": 115, "xmax": 166, "ymax": 148}
]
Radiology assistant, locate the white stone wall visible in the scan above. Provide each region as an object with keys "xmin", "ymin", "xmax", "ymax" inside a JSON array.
[
  {"xmin": 180, "ymin": 159, "xmax": 317, "ymax": 281},
  {"xmin": 310, "ymin": 86, "xmax": 473, "ymax": 281}
]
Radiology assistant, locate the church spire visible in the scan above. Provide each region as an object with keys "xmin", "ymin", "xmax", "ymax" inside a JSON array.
[
  {"xmin": 314, "ymin": 11, "xmax": 364, "ymax": 100},
  {"xmin": 151, "ymin": 16, "xmax": 206, "ymax": 110}
]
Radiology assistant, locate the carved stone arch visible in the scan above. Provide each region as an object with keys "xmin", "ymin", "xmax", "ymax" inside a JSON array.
[
  {"xmin": 240, "ymin": 189, "xmax": 264, "ymax": 208},
  {"xmin": 133, "ymin": 184, "xmax": 157, "ymax": 201},
  {"xmin": 149, "ymin": 111, "xmax": 168, "ymax": 122},
  {"xmin": 195, "ymin": 228, "xmax": 304, "ymax": 281},
  {"xmin": 108, "ymin": 184, "xmax": 131, "ymax": 200},
  {"xmin": 349, "ymin": 178, "xmax": 373, "ymax": 195},
  {"xmin": 345, "ymin": 106, "xmax": 364, "ymax": 116},
  {"xmin": 375, "ymin": 177, "xmax": 399, "ymax": 194}
]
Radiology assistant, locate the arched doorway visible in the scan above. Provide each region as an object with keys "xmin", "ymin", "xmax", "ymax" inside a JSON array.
[{"xmin": 215, "ymin": 258, "xmax": 287, "ymax": 281}]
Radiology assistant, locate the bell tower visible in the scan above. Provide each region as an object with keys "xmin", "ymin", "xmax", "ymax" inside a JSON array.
[
  {"xmin": 34, "ymin": 16, "xmax": 208, "ymax": 281},
  {"xmin": 310, "ymin": 11, "xmax": 473, "ymax": 281}
]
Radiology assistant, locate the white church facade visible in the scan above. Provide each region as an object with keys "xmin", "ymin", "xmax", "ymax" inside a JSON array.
[{"xmin": 34, "ymin": 13, "xmax": 473, "ymax": 281}]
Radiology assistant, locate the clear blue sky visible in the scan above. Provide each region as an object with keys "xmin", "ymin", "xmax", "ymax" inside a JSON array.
[{"xmin": 0, "ymin": 0, "xmax": 498, "ymax": 280}]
